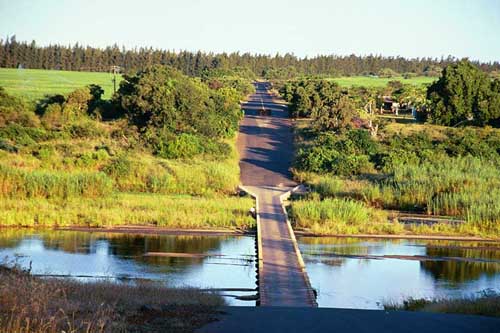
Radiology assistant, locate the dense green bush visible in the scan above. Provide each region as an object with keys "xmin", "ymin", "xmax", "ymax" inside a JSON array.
[
  {"xmin": 281, "ymin": 79, "xmax": 342, "ymax": 118},
  {"xmin": 115, "ymin": 65, "xmax": 242, "ymax": 159},
  {"xmin": 295, "ymin": 131, "xmax": 378, "ymax": 175},
  {"xmin": 65, "ymin": 120, "xmax": 106, "ymax": 139},
  {"xmin": 0, "ymin": 124, "xmax": 61, "ymax": 147},
  {"xmin": 102, "ymin": 155, "xmax": 132, "ymax": 178},
  {"xmin": 0, "ymin": 87, "xmax": 40, "ymax": 128},
  {"xmin": 154, "ymin": 133, "xmax": 231, "ymax": 159},
  {"xmin": 0, "ymin": 138, "xmax": 17, "ymax": 153},
  {"xmin": 427, "ymin": 60, "xmax": 500, "ymax": 126}
]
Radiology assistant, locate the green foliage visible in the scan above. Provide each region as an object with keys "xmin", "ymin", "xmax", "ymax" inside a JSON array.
[
  {"xmin": 102, "ymin": 155, "xmax": 132, "ymax": 178},
  {"xmin": 378, "ymin": 68, "xmax": 399, "ymax": 78},
  {"xmin": 312, "ymin": 95, "xmax": 358, "ymax": 132},
  {"xmin": 0, "ymin": 87, "xmax": 39, "ymax": 127},
  {"xmin": 202, "ymin": 67, "xmax": 256, "ymax": 97},
  {"xmin": 0, "ymin": 193, "xmax": 254, "ymax": 229},
  {"xmin": 296, "ymin": 131, "xmax": 378, "ymax": 175},
  {"xmin": 65, "ymin": 119, "xmax": 106, "ymax": 139},
  {"xmin": 0, "ymin": 138, "xmax": 17, "ymax": 153},
  {"xmin": 427, "ymin": 60, "xmax": 500, "ymax": 126},
  {"xmin": 0, "ymin": 123, "xmax": 62, "ymax": 147},
  {"xmin": 283, "ymin": 79, "xmax": 343, "ymax": 118},
  {"xmin": 294, "ymin": 120, "xmax": 500, "ymax": 236},
  {"xmin": 116, "ymin": 65, "xmax": 241, "ymax": 159},
  {"xmin": 384, "ymin": 292, "xmax": 500, "ymax": 318}
]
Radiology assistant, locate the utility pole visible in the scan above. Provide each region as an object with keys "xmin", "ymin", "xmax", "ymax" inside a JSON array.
[{"xmin": 110, "ymin": 65, "xmax": 121, "ymax": 94}]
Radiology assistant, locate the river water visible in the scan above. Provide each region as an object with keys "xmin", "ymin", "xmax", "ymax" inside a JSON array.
[
  {"xmin": 0, "ymin": 229, "xmax": 257, "ymax": 306},
  {"xmin": 2, "ymin": 230, "xmax": 499, "ymax": 309},
  {"xmin": 299, "ymin": 237, "xmax": 500, "ymax": 309}
]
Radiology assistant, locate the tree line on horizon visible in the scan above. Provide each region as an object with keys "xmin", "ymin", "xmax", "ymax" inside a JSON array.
[{"xmin": 1, "ymin": 36, "xmax": 499, "ymax": 78}]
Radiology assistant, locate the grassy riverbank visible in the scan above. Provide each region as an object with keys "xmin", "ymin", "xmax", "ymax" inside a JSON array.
[
  {"xmin": 0, "ymin": 193, "xmax": 254, "ymax": 229},
  {"xmin": 0, "ymin": 123, "xmax": 253, "ymax": 229},
  {"xmin": 0, "ymin": 263, "xmax": 223, "ymax": 332},
  {"xmin": 288, "ymin": 121, "xmax": 500, "ymax": 239}
]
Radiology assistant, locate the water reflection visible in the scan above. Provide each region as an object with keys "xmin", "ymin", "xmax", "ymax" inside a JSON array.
[
  {"xmin": 299, "ymin": 237, "xmax": 500, "ymax": 309},
  {"xmin": 0, "ymin": 229, "xmax": 257, "ymax": 306}
]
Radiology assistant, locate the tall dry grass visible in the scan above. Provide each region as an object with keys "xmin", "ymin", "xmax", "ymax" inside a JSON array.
[
  {"xmin": 0, "ymin": 263, "xmax": 224, "ymax": 333},
  {"xmin": 384, "ymin": 291, "xmax": 500, "ymax": 317}
]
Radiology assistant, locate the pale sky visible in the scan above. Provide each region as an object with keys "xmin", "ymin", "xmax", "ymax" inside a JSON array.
[{"xmin": 1, "ymin": 0, "xmax": 499, "ymax": 62}]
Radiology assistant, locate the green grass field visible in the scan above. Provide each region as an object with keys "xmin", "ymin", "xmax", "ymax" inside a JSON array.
[
  {"xmin": 329, "ymin": 76, "xmax": 437, "ymax": 87},
  {"xmin": 0, "ymin": 68, "xmax": 122, "ymax": 100},
  {"xmin": 0, "ymin": 68, "xmax": 437, "ymax": 101}
]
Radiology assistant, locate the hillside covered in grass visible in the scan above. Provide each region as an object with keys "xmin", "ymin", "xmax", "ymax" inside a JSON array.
[{"xmin": 0, "ymin": 68, "xmax": 122, "ymax": 100}]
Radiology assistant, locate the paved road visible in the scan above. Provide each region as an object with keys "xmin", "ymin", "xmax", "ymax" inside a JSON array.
[
  {"xmin": 237, "ymin": 82, "xmax": 316, "ymax": 307},
  {"xmin": 238, "ymin": 82, "xmax": 296, "ymax": 188},
  {"xmin": 198, "ymin": 306, "xmax": 500, "ymax": 333}
]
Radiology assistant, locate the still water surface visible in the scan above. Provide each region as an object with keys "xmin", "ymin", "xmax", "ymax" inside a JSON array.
[
  {"xmin": 0, "ymin": 229, "xmax": 257, "ymax": 306},
  {"xmin": 2, "ymin": 230, "xmax": 499, "ymax": 309},
  {"xmin": 299, "ymin": 237, "xmax": 500, "ymax": 309}
]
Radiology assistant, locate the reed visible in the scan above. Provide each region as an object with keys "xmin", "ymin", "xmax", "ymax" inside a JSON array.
[
  {"xmin": 290, "ymin": 198, "xmax": 394, "ymax": 235},
  {"xmin": 0, "ymin": 193, "xmax": 255, "ymax": 229},
  {"xmin": 0, "ymin": 164, "xmax": 113, "ymax": 199}
]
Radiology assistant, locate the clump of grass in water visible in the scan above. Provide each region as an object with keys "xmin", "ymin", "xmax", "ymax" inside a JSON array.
[
  {"xmin": 290, "ymin": 198, "xmax": 395, "ymax": 235},
  {"xmin": 383, "ymin": 290, "xmax": 500, "ymax": 318}
]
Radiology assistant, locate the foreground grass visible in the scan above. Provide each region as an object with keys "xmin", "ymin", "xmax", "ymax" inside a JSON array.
[
  {"xmin": 384, "ymin": 292, "xmax": 500, "ymax": 318},
  {"xmin": 329, "ymin": 75, "xmax": 437, "ymax": 88},
  {"xmin": 0, "ymin": 192, "xmax": 255, "ymax": 229},
  {"xmin": 0, "ymin": 68, "xmax": 122, "ymax": 100},
  {"xmin": 0, "ymin": 264, "xmax": 223, "ymax": 333}
]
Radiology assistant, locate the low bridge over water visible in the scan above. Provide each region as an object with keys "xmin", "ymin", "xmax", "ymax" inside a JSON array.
[{"xmin": 238, "ymin": 82, "xmax": 317, "ymax": 307}]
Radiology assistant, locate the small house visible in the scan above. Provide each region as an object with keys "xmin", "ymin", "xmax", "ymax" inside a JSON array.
[{"xmin": 381, "ymin": 96, "xmax": 400, "ymax": 114}]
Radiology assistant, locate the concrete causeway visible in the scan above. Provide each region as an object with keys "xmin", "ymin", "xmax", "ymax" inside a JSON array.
[{"xmin": 238, "ymin": 82, "xmax": 317, "ymax": 307}]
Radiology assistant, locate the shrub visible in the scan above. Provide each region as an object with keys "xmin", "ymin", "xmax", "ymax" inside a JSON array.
[
  {"xmin": 65, "ymin": 119, "xmax": 106, "ymax": 139},
  {"xmin": 102, "ymin": 155, "xmax": 132, "ymax": 178},
  {"xmin": 155, "ymin": 133, "xmax": 203, "ymax": 159},
  {"xmin": 295, "ymin": 130, "xmax": 377, "ymax": 175},
  {"xmin": 0, "ymin": 139, "xmax": 17, "ymax": 153},
  {"xmin": 0, "ymin": 124, "xmax": 55, "ymax": 147},
  {"xmin": 0, "ymin": 87, "xmax": 40, "ymax": 128}
]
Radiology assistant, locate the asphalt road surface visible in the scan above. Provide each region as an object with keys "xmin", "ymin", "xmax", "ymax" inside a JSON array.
[
  {"xmin": 238, "ymin": 81, "xmax": 296, "ymax": 188},
  {"xmin": 237, "ymin": 82, "xmax": 316, "ymax": 307}
]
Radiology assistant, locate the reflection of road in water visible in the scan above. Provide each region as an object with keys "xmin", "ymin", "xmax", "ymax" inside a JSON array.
[
  {"xmin": 299, "ymin": 237, "xmax": 500, "ymax": 309},
  {"xmin": 0, "ymin": 229, "xmax": 257, "ymax": 306}
]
